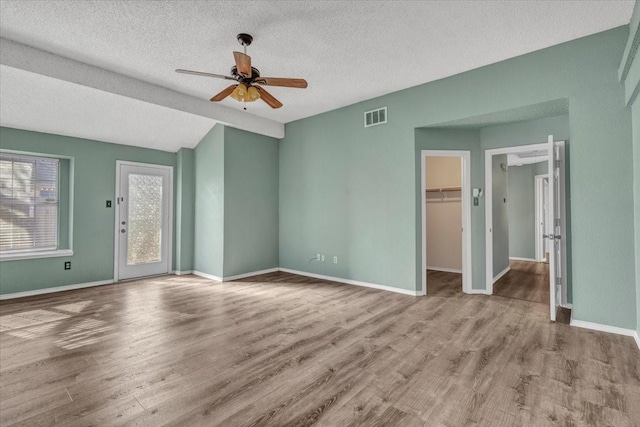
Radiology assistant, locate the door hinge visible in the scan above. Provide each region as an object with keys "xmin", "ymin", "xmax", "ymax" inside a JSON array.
[
  {"xmin": 555, "ymin": 160, "xmax": 561, "ymax": 168},
  {"xmin": 555, "ymin": 218, "xmax": 560, "ymax": 227}
]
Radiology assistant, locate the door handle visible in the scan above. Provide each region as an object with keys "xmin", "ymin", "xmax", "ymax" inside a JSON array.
[
  {"xmin": 121, "ymin": 221, "xmax": 126, "ymax": 225},
  {"xmin": 121, "ymin": 229, "xmax": 126, "ymax": 233}
]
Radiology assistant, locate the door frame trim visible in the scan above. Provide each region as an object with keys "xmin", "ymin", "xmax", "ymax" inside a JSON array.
[
  {"xmin": 420, "ymin": 150, "xmax": 472, "ymax": 295},
  {"xmin": 534, "ymin": 174, "xmax": 549, "ymax": 263},
  {"xmin": 484, "ymin": 143, "xmax": 546, "ymax": 295},
  {"xmin": 113, "ymin": 160, "xmax": 174, "ymax": 282}
]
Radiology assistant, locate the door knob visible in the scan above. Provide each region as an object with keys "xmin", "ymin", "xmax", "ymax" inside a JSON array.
[
  {"xmin": 121, "ymin": 221, "xmax": 126, "ymax": 225},
  {"xmin": 121, "ymin": 229, "xmax": 126, "ymax": 233}
]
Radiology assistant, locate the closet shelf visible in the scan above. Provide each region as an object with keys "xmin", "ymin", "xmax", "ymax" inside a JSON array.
[{"xmin": 425, "ymin": 186, "xmax": 462, "ymax": 193}]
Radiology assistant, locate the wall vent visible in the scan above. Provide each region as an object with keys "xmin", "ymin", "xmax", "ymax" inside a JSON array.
[{"xmin": 364, "ymin": 107, "xmax": 387, "ymax": 128}]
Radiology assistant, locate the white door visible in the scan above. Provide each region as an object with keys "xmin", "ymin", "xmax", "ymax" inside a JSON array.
[
  {"xmin": 115, "ymin": 162, "xmax": 172, "ymax": 281},
  {"xmin": 535, "ymin": 175, "xmax": 549, "ymax": 262},
  {"xmin": 547, "ymin": 136, "xmax": 566, "ymax": 321}
]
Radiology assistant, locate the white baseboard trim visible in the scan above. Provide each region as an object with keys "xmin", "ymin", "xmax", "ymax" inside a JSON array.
[
  {"xmin": 279, "ymin": 268, "xmax": 421, "ymax": 296},
  {"xmin": 561, "ymin": 303, "xmax": 573, "ymax": 309},
  {"xmin": 224, "ymin": 268, "xmax": 280, "ymax": 281},
  {"xmin": 0, "ymin": 279, "xmax": 114, "ymax": 300},
  {"xmin": 467, "ymin": 288, "xmax": 491, "ymax": 295},
  {"xmin": 192, "ymin": 270, "xmax": 223, "ymax": 282},
  {"xmin": 569, "ymin": 318, "xmax": 638, "ymax": 345},
  {"xmin": 173, "ymin": 270, "xmax": 193, "ymax": 276},
  {"xmin": 634, "ymin": 331, "xmax": 640, "ymax": 351},
  {"xmin": 509, "ymin": 257, "xmax": 537, "ymax": 262},
  {"xmin": 426, "ymin": 266, "xmax": 462, "ymax": 274},
  {"xmin": 492, "ymin": 266, "xmax": 511, "ymax": 284}
]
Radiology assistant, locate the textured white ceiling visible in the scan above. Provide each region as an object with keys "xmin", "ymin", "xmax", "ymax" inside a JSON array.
[
  {"xmin": 0, "ymin": 1, "xmax": 634, "ymax": 150},
  {"xmin": 0, "ymin": 65, "xmax": 217, "ymax": 151}
]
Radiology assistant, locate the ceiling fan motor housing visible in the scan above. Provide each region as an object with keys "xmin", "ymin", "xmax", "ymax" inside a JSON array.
[{"xmin": 231, "ymin": 66, "xmax": 260, "ymax": 83}]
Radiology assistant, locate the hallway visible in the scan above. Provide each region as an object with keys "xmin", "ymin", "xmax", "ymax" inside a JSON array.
[{"xmin": 493, "ymin": 260, "xmax": 549, "ymax": 305}]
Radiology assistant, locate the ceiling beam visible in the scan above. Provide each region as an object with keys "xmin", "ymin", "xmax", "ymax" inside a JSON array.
[{"xmin": 0, "ymin": 37, "xmax": 284, "ymax": 139}]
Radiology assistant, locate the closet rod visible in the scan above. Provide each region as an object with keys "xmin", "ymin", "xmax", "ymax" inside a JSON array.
[{"xmin": 425, "ymin": 186, "xmax": 462, "ymax": 193}]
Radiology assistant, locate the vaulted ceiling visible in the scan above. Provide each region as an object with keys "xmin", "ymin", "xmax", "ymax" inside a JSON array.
[{"xmin": 0, "ymin": 1, "xmax": 634, "ymax": 151}]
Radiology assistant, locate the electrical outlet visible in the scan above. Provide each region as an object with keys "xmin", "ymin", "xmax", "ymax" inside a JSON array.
[
  {"xmin": 316, "ymin": 253, "xmax": 321, "ymax": 261},
  {"xmin": 333, "ymin": 256, "xmax": 338, "ymax": 264},
  {"xmin": 321, "ymin": 254, "xmax": 325, "ymax": 262},
  {"xmin": 106, "ymin": 200, "xmax": 112, "ymax": 208},
  {"xmin": 64, "ymin": 261, "xmax": 71, "ymax": 270}
]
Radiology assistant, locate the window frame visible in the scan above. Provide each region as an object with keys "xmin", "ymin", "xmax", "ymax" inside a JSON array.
[{"xmin": 0, "ymin": 150, "xmax": 74, "ymax": 261}]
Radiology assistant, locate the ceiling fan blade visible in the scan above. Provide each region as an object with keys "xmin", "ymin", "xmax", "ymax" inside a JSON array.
[
  {"xmin": 255, "ymin": 86, "xmax": 283, "ymax": 109},
  {"xmin": 210, "ymin": 84, "xmax": 238, "ymax": 102},
  {"xmin": 254, "ymin": 77, "xmax": 307, "ymax": 88},
  {"xmin": 233, "ymin": 51, "xmax": 252, "ymax": 77},
  {"xmin": 175, "ymin": 69, "xmax": 235, "ymax": 80}
]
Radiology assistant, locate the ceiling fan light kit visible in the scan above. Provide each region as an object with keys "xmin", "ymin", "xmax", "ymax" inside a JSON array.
[{"xmin": 176, "ymin": 33, "xmax": 307, "ymax": 110}]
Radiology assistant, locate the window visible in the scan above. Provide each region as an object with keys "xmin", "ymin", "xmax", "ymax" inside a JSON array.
[{"xmin": 0, "ymin": 153, "xmax": 70, "ymax": 259}]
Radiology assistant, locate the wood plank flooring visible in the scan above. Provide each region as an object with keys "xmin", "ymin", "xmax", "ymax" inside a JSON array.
[
  {"xmin": 1, "ymin": 272, "xmax": 639, "ymax": 426},
  {"xmin": 493, "ymin": 260, "xmax": 550, "ymax": 305}
]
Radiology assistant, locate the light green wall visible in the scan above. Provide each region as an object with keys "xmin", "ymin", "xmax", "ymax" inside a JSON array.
[
  {"xmin": 193, "ymin": 125, "xmax": 224, "ymax": 277},
  {"xmin": 507, "ymin": 164, "xmax": 536, "ymax": 260},
  {"xmin": 223, "ymin": 126, "xmax": 279, "ymax": 277},
  {"xmin": 479, "ymin": 114, "xmax": 569, "ymax": 149},
  {"xmin": 0, "ymin": 127, "xmax": 176, "ymax": 294},
  {"xmin": 176, "ymin": 148, "xmax": 195, "ymax": 272},
  {"xmin": 507, "ymin": 161, "xmax": 548, "ymax": 262},
  {"xmin": 192, "ymin": 125, "xmax": 279, "ymax": 279},
  {"xmin": 507, "ymin": 161, "xmax": 547, "ymax": 260},
  {"xmin": 492, "ymin": 154, "xmax": 509, "ymax": 277},
  {"xmin": 280, "ymin": 27, "xmax": 635, "ymax": 329},
  {"xmin": 622, "ymin": 1, "xmax": 640, "ymax": 336}
]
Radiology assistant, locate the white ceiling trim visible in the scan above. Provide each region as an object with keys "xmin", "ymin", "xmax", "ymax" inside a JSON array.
[{"xmin": 0, "ymin": 37, "xmax": 284, "ymax": 139}]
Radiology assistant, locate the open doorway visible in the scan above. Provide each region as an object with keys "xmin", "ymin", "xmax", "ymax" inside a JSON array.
[
  {"xmin": 485, "ymin": 138, "xmax": 568, "ymax": 321},
  {"xmin": 421, "ymin": 150, "xmax": 471, "ymax": 295}
]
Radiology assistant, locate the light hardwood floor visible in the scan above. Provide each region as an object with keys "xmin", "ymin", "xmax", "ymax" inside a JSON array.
[
  {"xmin": 493, "ymin": 260, "xmax": 550, "ymax": 305},
  {"xmin": 1, "ymin": 272, "xmax": 639, "ymax": 426}
]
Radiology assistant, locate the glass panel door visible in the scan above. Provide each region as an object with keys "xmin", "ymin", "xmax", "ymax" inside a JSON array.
[{"xmin": 117, "ymin": 163, "xmax": 171, "ymax": 281}]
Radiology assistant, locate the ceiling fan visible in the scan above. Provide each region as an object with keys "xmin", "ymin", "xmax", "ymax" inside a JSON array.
[{"xmin": 176, "ymin": 33, "xmax": 307, "ymax": 110}]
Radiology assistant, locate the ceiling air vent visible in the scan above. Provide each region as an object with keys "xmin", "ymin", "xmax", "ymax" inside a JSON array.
[{"xmin": 364, "ymin": 107, "xmax": 387, "ymax": 128}]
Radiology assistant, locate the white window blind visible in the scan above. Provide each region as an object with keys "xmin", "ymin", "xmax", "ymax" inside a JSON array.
[{"xmin": 0, "ymin": 153, "xmax": 59, "ymax": 253}]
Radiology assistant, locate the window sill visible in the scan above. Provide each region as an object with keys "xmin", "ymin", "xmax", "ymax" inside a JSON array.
[{"xmin": 0, "ymin": 249, "xmax": 74, "ymax": 262}]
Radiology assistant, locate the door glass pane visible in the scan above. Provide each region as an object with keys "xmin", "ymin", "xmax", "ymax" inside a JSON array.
[{"xmin": 127, "ymin": 174, "xmax": 163, "ymax": 265}]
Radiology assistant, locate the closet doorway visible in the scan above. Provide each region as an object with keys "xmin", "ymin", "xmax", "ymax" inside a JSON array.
[{"xmin": 421, "ymin": 150, "xmax": 471, "ymax": 295}]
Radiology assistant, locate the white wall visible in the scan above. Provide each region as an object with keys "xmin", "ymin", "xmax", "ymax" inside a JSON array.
[{"xmin": 425, "ymin": 157, "xmax": 462, "ymax": 271}]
